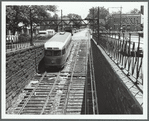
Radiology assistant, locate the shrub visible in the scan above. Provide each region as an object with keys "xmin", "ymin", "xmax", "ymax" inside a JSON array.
[{"xmin": 18, "ymin": 34, "xmax": 31, "ymax": 43}]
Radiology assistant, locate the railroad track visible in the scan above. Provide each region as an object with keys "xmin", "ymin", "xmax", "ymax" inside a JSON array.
[
  {"xmin": 85, "ymin": 38, "xmax": 99, "ymax": 114},
  {"xmin": 11, "ymin": 31, "xmax": 98, "ymax": 115},
  {"xmin": 62, "ymin": 40, "xmax": 88, "ymax": 114}
]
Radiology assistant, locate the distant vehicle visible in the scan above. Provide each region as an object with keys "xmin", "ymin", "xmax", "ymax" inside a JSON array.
[
  {"xmin": 46, "ymin": 29, "xmax": 55, "ymax": 37},
  {"xmin": 37, "ymin": 30, "xmax": 48, "ymax": 39},
  {"xmin": 44, "ymin": 32, "xmax": 72, "ymax": 68},
  {"xmin": 64, "ymin": 27, "xmax": 73, "ymax": 36}
]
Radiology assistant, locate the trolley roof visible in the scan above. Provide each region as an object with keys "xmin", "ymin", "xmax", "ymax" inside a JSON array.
[
  {"xmin": 46, "ymin": 29, "xmax": 55, "ymax": 32},
  {"xmin": 44, "ymin": 32, "xmax": 71, "ymax": 50}
]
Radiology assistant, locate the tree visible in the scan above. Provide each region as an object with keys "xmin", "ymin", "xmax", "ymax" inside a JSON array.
[
  {"xmin": 86, "ymin": 7, "xmax": 109, "ymax": 20},
  {"xmin": 62, "ymin": 13, "xmax": 82, "ymax": 28},
  {"xmin": 86, "ymin": 7, "xmax": 109, "ymax": 30},
  {"xmin": 6, "ymin": 6, "xmax": 29, "ymax": 34},
  {"xmin": 67, "ymin": 13, "xmax": 82, "ymax": 19},
  {"xmin": 53, "ymin": 13, "xmax": 58, "ymax": 19},
  {"xmin": 6, "ymin": 5, "xmax": 57, "ymax": 34},
  {"xmin": 127, "ymin": 8, "xmax": 140, "ymax": 14}
]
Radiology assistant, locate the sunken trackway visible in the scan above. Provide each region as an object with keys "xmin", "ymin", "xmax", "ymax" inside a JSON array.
[{"xmin": 7, "ymin": 29, "xmax": 98, "ymax": 115}]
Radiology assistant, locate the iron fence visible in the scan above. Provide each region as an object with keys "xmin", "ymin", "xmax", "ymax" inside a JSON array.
[
  {"xmin": 6, "ymin": 35, "xmax": 48, "ymax": 52},
  {"xmin": 93, "ymin": 31, "xmax": 143, "ymax": 85},
  {"xmin": 6, "ymin": 35, "xmax": 30, "ymax": 52}
]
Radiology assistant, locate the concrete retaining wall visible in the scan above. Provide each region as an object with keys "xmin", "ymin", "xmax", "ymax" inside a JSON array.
[
  {"xmin": 6, "ymin": 45, "xmax": 44, "ymax": 109},
  {"xmin": 91, "ymin": 39, "xmax": 142, "ymax": 114}
]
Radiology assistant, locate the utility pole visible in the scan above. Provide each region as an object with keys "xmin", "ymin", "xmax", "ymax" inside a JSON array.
[
  {"xmin": 30, "ymin": 8, "xmax": 33, "ymax": 46},
  {"xmin": 120, "ymin": 7, "xmax": 122, "ymax": 31},
  {"xmin": 140, "ymin": 5, "xmax": 144, "ymax": 32},
  {"xmin": 93, "ymin": 7, "xmax": 94, "ymax": 33},
  {"xmin": 97, "ymin": 7, "xmax": 100, "ymax": 45},
  {"xmin": 61, "ymin": 10, "xmax": 63, "ymax": 31},
  {"xmin": 119, "ymin": 7, "xmax": 122, "ymax": 39}
]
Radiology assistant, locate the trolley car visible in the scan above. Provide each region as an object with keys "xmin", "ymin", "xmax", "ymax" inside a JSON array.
[{"xmin": 44, "ymin": 32, "xmax": 72, "ymax": 68}]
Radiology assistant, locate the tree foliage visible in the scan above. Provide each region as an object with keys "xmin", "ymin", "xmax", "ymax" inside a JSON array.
[
  {"xmin": 129, "ymin": 8, "xmax": 140, "ymax": 14},
  {"xmin": 86, "ymin": 7, "xmax": 109, "ymax": 20},
  {"xmin": 6, "ymin": 5, "xmax": 57, "ymax": 34},
  {"xmin": 62, "ymin": 13, "xmax": 82, "ymax": 28},
  {"xmin": 67, "ymin": 13, "xmax": 82, "ymax": 19},
  {"xmin": 86, "ymin": 7, "xmax": 109, "ymax": 30}
]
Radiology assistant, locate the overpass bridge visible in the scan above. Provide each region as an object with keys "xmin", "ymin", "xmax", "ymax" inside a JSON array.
[{"xmin": 4, "ymin": 28, "xmax": 143, "ymax": 116}]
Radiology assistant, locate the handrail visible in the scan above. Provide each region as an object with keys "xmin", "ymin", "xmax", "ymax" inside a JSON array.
[{"xmin": 93, "ymin": 31, "xmax": 143, "ymax": 85}]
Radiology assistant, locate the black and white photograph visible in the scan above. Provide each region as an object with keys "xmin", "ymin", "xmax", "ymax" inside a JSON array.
[{"xmin": 1, "ymin": 1, "xmax": 148, "ymax": 120}]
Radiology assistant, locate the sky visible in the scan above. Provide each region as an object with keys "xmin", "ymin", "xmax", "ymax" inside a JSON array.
[
  {"xmin": 3, "ymin": 1, "xmax": 147, "ymax": 19},
  {"xmin": 47, "ymin": 2, "xmax": 147, "ymax": 19}
]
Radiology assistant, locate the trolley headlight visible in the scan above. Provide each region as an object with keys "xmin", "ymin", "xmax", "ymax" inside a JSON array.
[{"xmin": 51, "ymin": 59, "xmax": 56, "ymax": 64}]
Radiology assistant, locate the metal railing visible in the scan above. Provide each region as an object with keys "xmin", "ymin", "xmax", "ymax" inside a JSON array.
[
  {"xmin": 6, "ymin": 35, "xmax": 31, "ymax": 52},
  {"xmin": 93, "ymin": 31, "xmax": 143, "ymax": 85},
  {"xmin": 6, "ymin": 35, "xmax": 48, "ymax": 52}
]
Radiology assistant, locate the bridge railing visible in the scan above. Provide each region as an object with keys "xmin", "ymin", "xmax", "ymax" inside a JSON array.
[{"xmin": 93, "ymin": 31, "xmax": 143, "ymax": 85}]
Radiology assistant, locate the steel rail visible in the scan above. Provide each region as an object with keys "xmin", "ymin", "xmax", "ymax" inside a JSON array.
[
  {"xmin": 84, "ymin": 37, "xmax": 89, "ymax": 114},
  {"xmin": 84, "ymin": 64, "xmax": 88, "ymax": 114},
  {"xmin": 89, "ymin": 39, "xmax": 99, "ymax": 114},
  {"xmin": 40, "ymin": 72, "xmax": 61, "ymax": 114},
  {"xmin": 18, "ymin": 72, "xmax": 47, "ymax": 114},
  {"xmin": 89, "ymin": 42, "xmax": 95, "ymax": 114},
  {"xmin": 85, "ymin": 33, "xmax": 91, "ymax": 114},
  {"xmin": 63, "ymin": 41, "xmax": 81, "ymax": 114}
]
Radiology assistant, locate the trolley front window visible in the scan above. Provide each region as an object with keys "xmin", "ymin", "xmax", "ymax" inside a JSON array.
[
  {"xmin": 39, "ymin": 32, "xmax": 46, "ymax": 34},
  {"xmin": 53, "ymin": 50, "xmax": 61, "ymax": 56},
  {"xmin": 45, "ymin": 50, "xmax": 52, "ymax": 56}
]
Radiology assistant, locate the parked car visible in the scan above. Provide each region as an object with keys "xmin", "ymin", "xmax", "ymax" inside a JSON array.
[{"xmin": 37, "ymin": 30, "xmax": 48, "ymax": 39}]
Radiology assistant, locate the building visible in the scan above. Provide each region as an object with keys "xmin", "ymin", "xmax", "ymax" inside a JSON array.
[{"xmin": 109, "ymin": 14, "xmax": 141, "ymax": 31}]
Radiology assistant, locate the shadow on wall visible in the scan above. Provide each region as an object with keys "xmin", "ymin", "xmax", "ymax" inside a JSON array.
[
  {"xmin": 91, "ymin": 39, "xmax": 142, "ymax": 114},
  {"xmin": 37, "ymin": 58, "xmax": 46, "ymax": 74}
]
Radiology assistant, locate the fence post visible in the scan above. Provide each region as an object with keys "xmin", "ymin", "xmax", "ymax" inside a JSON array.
[
  {"xmin": 128, "ymin": 33, "xmax": 131, "ymax": 56},
  {"xmin": 135, "ymin": 33, "xmax": 141, "ymax": 84}
]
